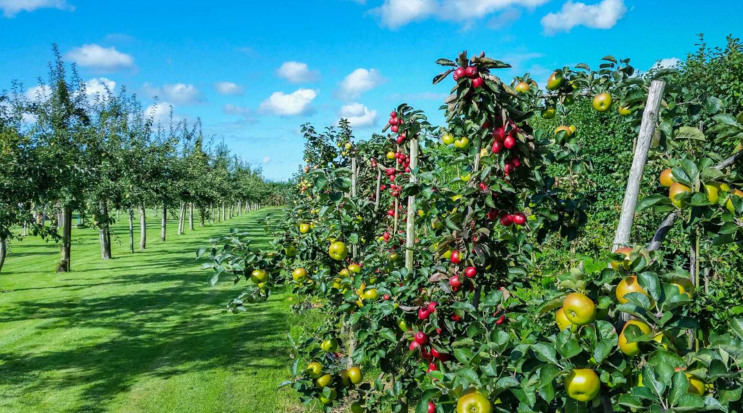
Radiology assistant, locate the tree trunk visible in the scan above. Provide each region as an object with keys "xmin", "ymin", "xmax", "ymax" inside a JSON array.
[
  {"xmin": 128, "ymin": 208, "xmax": 134, "ymax": 253},
  {"xmin": 58, "ymin": 206, "xmax": 72, "ymax": 272},
  {"xmin": 405, "ymin": 138, "xmax": 419, "ymax": 271},
  {"xmin": 0, "ymin": 236, "xmax": 7, "ymax": 274},
  {"xmin": 200, "ymin": 208, "xmax": 205, "ymax": 227},
  {"xmin": 178, "ymin": 203, "xmax": 185, "ymax": 234},
  {"xmin": 161, "ymin": 205, "xmax": 167, "ymax": 241},
  {"xmin": 222, "ymin": 203, "xmax": 226, "ymax": 221},
  {"xmin": 139, "ymin": 205, "xmax": 147, "ymax": 250},
  {"xmin": 189, "ymin": 203, "xmax": 194, "ymax": 230},
  {"xmin": 237, "ymin": 201, "xmax": 242, "ymax": 216},
  {"xmin": 99, "ymin": 200, "xmax": 112, "ymax": 260}
]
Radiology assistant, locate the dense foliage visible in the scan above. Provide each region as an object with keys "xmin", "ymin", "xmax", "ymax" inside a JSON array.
[{"xmin": 203, "ymin": 39, "xmax": 743, "ymax": 413}]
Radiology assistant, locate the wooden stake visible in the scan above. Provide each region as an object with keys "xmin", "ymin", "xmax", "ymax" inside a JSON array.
[{"xmin": 405, "ymin": 137, "xmax": 419, "ymax": 271}]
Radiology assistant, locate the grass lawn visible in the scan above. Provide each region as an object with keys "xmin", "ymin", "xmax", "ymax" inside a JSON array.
[{"xmin": 0, "ymin": 207, "xmax": 309, "ymax": 413}]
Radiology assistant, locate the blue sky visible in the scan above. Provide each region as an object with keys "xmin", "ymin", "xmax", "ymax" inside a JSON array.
[{"xmin": 1, "ymin": 0, "xmax": 742, "ymax": 180}]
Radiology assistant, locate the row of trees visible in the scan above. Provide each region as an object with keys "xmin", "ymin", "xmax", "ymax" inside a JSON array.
[
  {"xmin": 0, "ymin": 46, "xmax": 288, "ymax": 274},
  {"xmin": 203, "ymin": 36, "xmax": 743, "ymax": 413}
]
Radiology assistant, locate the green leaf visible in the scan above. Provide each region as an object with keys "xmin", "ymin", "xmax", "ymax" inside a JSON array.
[
  {"xmin": 618, "ymin": 394, "xmax": 644, "ymax": 409},
  {"xmin": 642, "ymin": 365, "xmax": 666, "ymax": 397},
  {"xmin": 556, "ymin": 330, "xmax": 582, "ymax": 359},
  {"xmin": 539, "ymin": 364, "xmax": 561, "ymax": 387},
  {"xmin": 730, "ymin": 318, "xmax": 743, "ymax": 340},
  {"xmin": 714, "ymin": 113, "xmax": 738, "ymax": 126},
  {"xmin": 638, "ymin": 272, "xmax": 661, "ymax": 302},
  {"xmin": 675, "ymin": 394, "xmax": 705, "ymax": 411},
  {"xmin": 416, "ymin": 389, "xmax": 441, "ymax": 413},
  {"xmin": 676, "ymin": 126, "xmax": 706, "ymax": 141},
  {"xmin": 593, "ymin": 339, "xmax": 613, "ymax": 363},
  {"xmin": 532, "ymin": 343, "xmax": 559, "ymax": 365}
]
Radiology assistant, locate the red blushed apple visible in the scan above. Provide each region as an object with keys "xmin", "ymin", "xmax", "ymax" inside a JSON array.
[
  {"xmin": 389, "ymin": 117, "xmax": 398, "ymax": 125},
  {"xmin": 512, "ymin": 213, "xmax": 526, "ymax": 225},
  {"xmin": 487, "ymin": 209, "xmax": 499, "ymax": 220},
  {"xmin": 450, "ymin": 250, "xmax": 461, "ymax": 264},
  {"xmin": 449, "ymin": 275, "xmax": 463, "ymax": 288},
  {"xmin": 503, "ymin": 136, "xmax": 516, "ymax": 149},
  {"xmin": 418, "ymin": 308, "xmax": 431, "ymax": 320},
  {"xmin": 454, "ymin": 67, "xmax": 466, "ymax": 78},
  {"xmin": 409, "ymin": 341, "xmax": 420, "ymax": 352},
  {"xmin": 390, "ymin": 111, "xmax": 397, "ymax": 118},
  {"xmin": 414, "ymin": 332, "xmax": 428, "ymax": 345},
  {"xmin": 427, "ymin": 363, "xmax": 437, "ymax": 373},
  {"xmin": 391, "ymin": 125, "xmax": 399, "ymax": 133},
  {"xmin": 451, "ymin": 314, "xmax": 461, "ymax": 321},
  {"xmin": 472, "ymin": 77, "xmax": 484, "ymax": 88},
  {"xmin": 427, "ymin": 302, "xmax": 438, "ymax": 312},
  {"xmin": 501, "ymin": 214, "xmax": 513, "ymax": 226},
  {"xmin": 510, "ymin": 158, "xmax": 521, "ymax": 168},
  {"xmin": 493, "ymin": 127, "xmax": 506, "ymax": 142},
  {"xmin": 465, "ymin": 66, "xmax": 478, "ymax": 78},
  {"xmin": 479, "ymin": 182, "xmax": 488, "ymax": 191},
  {"xmin": 491, "ymin": 140, "xmax": 504, "ymax": 154},
  {"xmin": 504, "ymin": 163, "xmax": 515, "ymax": 175},
  {"xmin": 464, "ymin": 266, "xmax": 477, "ymax": 278}
]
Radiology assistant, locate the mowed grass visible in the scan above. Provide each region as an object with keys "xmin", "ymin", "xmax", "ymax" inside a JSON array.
[{"xmin": 0, "ymin": 207, "xmax": 308, "ymax": 413}]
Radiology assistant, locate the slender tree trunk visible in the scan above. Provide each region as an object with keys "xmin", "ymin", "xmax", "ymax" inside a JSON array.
[
  {"xmin": 0, "ymin": 236, "xmax": 7, "ymax": 274},
  {"xmin": 139, "ymin": 205, "xmax": 147, "ymax": 250},
  {"xmin": 200, "ymin": 208, "xmax": 205, "ymax": 227},
  {"xmin": 222, "ymin": 203, "xmax": 225, "ymax": 221},
  {"xmin": 189, "ymin": 203, "xmax": 194, "ymax": 230},
  {"xmin": 178, "ymin": 203, "xmax": 185, "ymax": 234},
  {"xmin": 161, "ymin": 205, "xmax": 167, "ymax": 241},
  {"xmin": 128, "ymin": 208, "xmax": 134, "ymax": 253},
  {"xmin": 99, "ymin": 200, "xmax": 112, "ymax": 260},
  {"xmin": 58, "ymin": 206, "xmax": 72, "ymax": 272}
]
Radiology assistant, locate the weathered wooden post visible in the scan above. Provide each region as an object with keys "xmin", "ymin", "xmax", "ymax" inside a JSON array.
[
  {"xmin": 405, "ymin": 137, "xmax": 419, "ymax": 271},
  {"xmin": 612, "ymin": 80, "xmax": 666, "ymax": 251}
]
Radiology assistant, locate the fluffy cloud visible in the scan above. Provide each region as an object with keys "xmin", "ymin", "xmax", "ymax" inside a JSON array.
[
  {"xmin": 259, "ymin": 89, "xmax": 317, "ymax": 116},
  {"xmin": 66, "ymin": 44, "xmax": 135, "ymax": 72},
  {"xmin": 85, "ymin": 77, "xmax": 116, "ymax": 101},
  {"xmin": 541, "ymin": 0, "xmax": 627, "ymax": 35},
  {"xmin": 145, "ymin": 102, "xmax": 176, "ymax": 126},
  {"xmin": 336, "ymin": 69, "xmax": 386, "ymax": 100},
  {"xmin": 651, "ymin": 57, "xmax": 681, "ymax": 70},
  {"xmin": 0, "ymin": 0, "xmax": 73, "ymax": 18},
  {"xmin": 214, "ymin": 81, "xmax": 244, "ymax": 96},
  {"xmin": 24, "ymin": 84, "xmax": 51, "ymax": 101},
  {"xmin": 144, "ymin": 83, "xmax": 203, "ymax": 105},
  {"xmin": 370, "ymin": 0, "xmax": 549, "ymax": 29},
  {"xmin": 339, "ymin": 103, "xmax": 378, "ymax": 128},
  {"xmin": 277, "ymin": 61, "xmax": 319, "ymax": 83}
]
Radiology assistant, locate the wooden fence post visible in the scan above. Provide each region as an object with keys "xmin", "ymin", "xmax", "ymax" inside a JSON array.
[
  {"xmin": 351, "ymin": 158, "xmax": 358, "ymax": 260},
  {"xmin": 405, "ymin": 137, "xmax": 419, "ymax": 271},
  {"xmin": 612, "ymin": 80, "xmax": 666, "ymax": 251}
]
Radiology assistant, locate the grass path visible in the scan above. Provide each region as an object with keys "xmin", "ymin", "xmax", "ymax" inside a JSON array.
[{"xmin": 0, "ymin": 208, "xmax": 303, "ymax": 413}]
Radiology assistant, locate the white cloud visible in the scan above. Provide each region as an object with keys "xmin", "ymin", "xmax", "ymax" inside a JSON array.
[
  {"xmin": 145, "ymin": 102, "xmax": 176, "ymax": 126},
  {"xmin": 85, "ymin": 77, "xmax": 116, "ymax": 101},
  {"xmin": 262, "ymin": 156, "xmax": 272, "ymax": 164},
  {"xmin": 24, "ymin": 84, "xmax": 51, "ymax": 101},
  {"xmin": 0, "ymin": 0, "xmax": 73, "ymax": 18},
  {"xmin": 541, "ymin": 0, "xmax": 627, "ymax": 35},
  {"xmin": 336, "ymin": 68, "xmax": 386, "ymax": 100},
  {"xmin": 259, "ymin": 89, "xmax": 317, "ymax": 116},
  {"xmin": 214, "ymin": 81, "xmax": 244, "ymax": 96},
  {"xmin": 651, "ymin": 57, "xmax": 680, "ymax": 70},
  {"xmin": 339, "ymin": 103, "xmax": 378, "ymax": 128},
  {"xmin": 144, "ymin": 83, "xmax": 203, "ymax": 105},
  {"xmin": 487, "ymin": 8, "xmax": 521, "ymax": 29},
  {"xmin": 369, "ymin": 0, "xmax": 549, "ymax": 29},
  {"xmin": 277, "ymin": 61, "xmax": 319, "ymax": 83},
  {"xmin": 66, "ymin": 44, "xmax": 135, "ymax": 72}
]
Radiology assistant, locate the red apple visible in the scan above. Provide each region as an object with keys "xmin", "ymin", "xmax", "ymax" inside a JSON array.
[
  {"xmin": 487, "ymin": 209, "xmax": 498, "ymax": 220},
  {"xmin": 450, "ymin": 251, "xmax": 461, "ymax": 264},
  {"xmin": 464, "ymin": 266, "xmax": 477, "ymax": 278},
  {"xmin": 418, "ymin": 308, "xmax": 430, "ymax": 320},
  {"xmin": 472, "ymin": 77, "xmax": 484, "ymax": 88},
  {"xmin": 454, "ymin": 67, "xmax": 467, "ymax": 78},
  {"xmin": 504, "ymin": 163, "xmax": 515, "ymax": 175},
  {"xmin": 501, "ymin": 214, "xmax": 513, "ymax": 226},
  {"xmin": 390, "ymin": 111, "xmax": 397, "ymax": 118},
  {"xmin": 493, "ymin": 127, "xmax": 506, "ymax": 142},
  {"xmin": 409, "ymin": 341, "xmax": 420, "ymax": 351},
  {"xmin": 427, "ymin": 302, "xmax": 438, "ymax": 312},
  {"xmin": 491, "ymin": 140, "xmax": 503, "ymax": 154},
  {"xmin": 503, "ymin": 136, "xmax": 516, "ymax": 149},
  {"xmin": 414, "ymin": 332, "xmax": 428, "ymax": 345},
  {"xmin": 465, "ymin": 66, "xmax": 478, "ymax": 78},
  {"xmin": 513, "ymin": 213, "xmax": 526, "ymax": 225},
  {"xmin": 449, "ymin": 275, "xmax": 462, "ymax": 288}
]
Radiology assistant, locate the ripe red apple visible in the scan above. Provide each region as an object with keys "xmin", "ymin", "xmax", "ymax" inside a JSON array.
[
  {"xmin": 414, "ymin": 332, "xmax": 428, "ymax": 345},
  {"xmin": 418, "ymin": 308, "xmax": 430, "ymax": 320},
  {"xmin": 391, "ymin": 125, "xmax": 399, "ymax": 133},
  {"xmin": 512, "ymin": 213, "xmax": 526, "ymax": 225},
  {"xmin": 383, "ymin": 294, "xmax": 390, "ymax": 300},
  {"xmin": 389, "ymin": 117, "xmax": 398, "ymax": 125},
  {"xmin": 503, "ymin": 136, "xmax": 516, "ymax": 149},
  {"xmin": 504, "ymin": 163, "xmax": 515, "ymax": 175},
  {"xmin": 465, "ymin": 66, "xmax": 478, "ymax": 78},
  {"xmin": 454, "ymin": 67, "xmax": 466, "ymax": 78},
  {"xmin": 450, "ymin": 250, "xmax": 461, "ymax": 264},
  {"xmin": 464, "ymin": 266, "xmax": 477, "ymax": 278},
  {"xmin": 479, "ymin": 182, "xmax": 488, "ymax": 191},
  {"xmin": 409, "ymin": 341, "xmax": 420, "ymax": 352},
  {"xmin": 472, "ymin": 77, "xmax": 484, "ymax": 88},
  {"xmin": 491, "ymin": 141, "xmax": 503, "ymax": 154},
  {"xmin": 428, "ymin": 401, "xmax": 436, "ymax": 413},
  {"xmin": 487, "ymin": 209, "xmax": 498, "ymax": 220},
  {"xmin": 390, "ymin": 111, "xmax": 397, "ymax": 118},
  {"xmin": 450, "ymin": 275, "xmax": 462, "ymax": 288},
  {"xmin": 510, "ymin": 158, "xmax": 521, "ymax": 168},
  {"xmin": 451, "ymin": 314, "xmax": 461, "ymax": 321},
  {"xmin": 427, "ymin": 363, "xmax": 437, "ymax": 373},
  {"xmin": 396, "ymin": 135, "xmax": 405, "ymax": 144},
  {"xmin": 493, "ymin": 127, "xmax": 506, "ymax": 142},
  {"xmin": 501, "ymin": 214, "xmax": 513, "ymax": 226},
  {"xmin": 427, "ymin": 302, "xmax": 437, "ymax": 312}
]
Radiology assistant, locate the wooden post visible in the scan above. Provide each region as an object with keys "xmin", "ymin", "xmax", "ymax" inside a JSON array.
[
  {"xmin": 612, "ymin": 80, "xmax": 666, "ymax": 251},
  {"xmin": 374, "ymin": 168, "xmax": 382, "ymax": 211},
  {"xmin": 351, "ymin": 158, "xmax": 358, "ymax": 260},
  {"xmin": 405, "ymin": 137, "xmax": 419, "ymax": 271}
]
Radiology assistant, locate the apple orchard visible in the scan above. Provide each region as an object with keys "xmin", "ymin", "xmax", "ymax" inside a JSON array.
[{"xmin": 201, "ymin": 46, "xmax": 743, "ymax": 413}]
